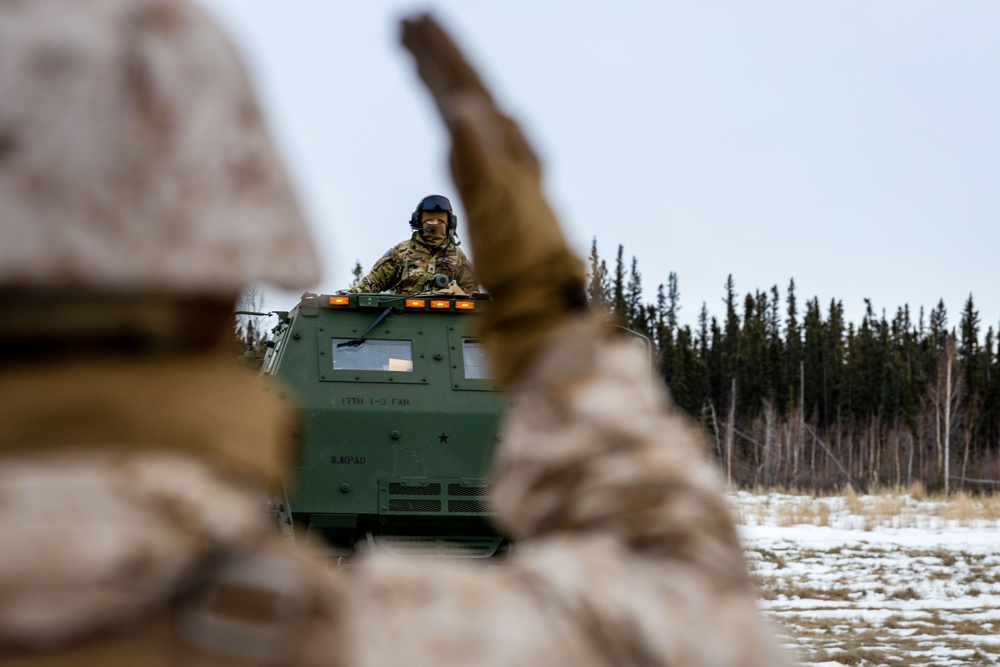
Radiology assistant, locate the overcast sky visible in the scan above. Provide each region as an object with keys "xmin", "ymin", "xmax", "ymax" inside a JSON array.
[{"xmin": 202, "ymin": 1, "xmax": 1000, "ymax": 337}]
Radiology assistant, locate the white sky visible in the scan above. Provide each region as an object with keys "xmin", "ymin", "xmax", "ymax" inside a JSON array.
[{"xmin": 201, "ymin": 1, "xmax": 1000, "ymax": 335}]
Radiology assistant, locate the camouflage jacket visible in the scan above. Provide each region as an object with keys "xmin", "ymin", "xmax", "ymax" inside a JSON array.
[{"xmin": 348, "ymin": 233, "xmax": 478, "ymax": 295}]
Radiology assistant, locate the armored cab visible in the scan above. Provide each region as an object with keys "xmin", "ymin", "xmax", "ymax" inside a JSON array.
[{"xmin": 260, "ymin": 292, "xmax": 506, "ymax": 561}]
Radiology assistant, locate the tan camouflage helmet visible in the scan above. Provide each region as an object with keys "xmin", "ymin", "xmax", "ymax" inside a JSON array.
[{"xmin": 0, "ymin": 0, "xmax": 320, "ymax": 294}]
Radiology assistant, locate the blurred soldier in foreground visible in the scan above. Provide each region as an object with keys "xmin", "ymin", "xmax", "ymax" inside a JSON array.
[
  {"xmin": 0, "ymin": 1, "xmax": 337, "ymax": 664},
  {"xmin": 0, "ymin": 2, "xmax": 791, "ymax": 666},
  {"xmin": 347, "ymin": 194, "xmax": 479, "ymax": 296}
]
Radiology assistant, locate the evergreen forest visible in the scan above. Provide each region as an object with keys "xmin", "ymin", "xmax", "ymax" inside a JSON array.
[{"xmin": 587, "ymin": 239, "xmax": 1000, "ymax": 494}]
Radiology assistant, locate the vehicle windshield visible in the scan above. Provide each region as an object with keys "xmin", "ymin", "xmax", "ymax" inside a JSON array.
[{"xmin": 332, "ymin": 339, "xmax": 413, "ymax": 372}]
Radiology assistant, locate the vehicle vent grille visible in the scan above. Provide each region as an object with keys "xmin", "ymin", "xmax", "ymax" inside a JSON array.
[
  {"xmin": 388, "ymin": 499, "xmax": 441, "ymax": 512},
  {"xmin": 447, "ymin": 484, "xmax": 493, "ymax": 496},
  {"xmin": 380, "ymin": 478, "xmax": 492, "ymax": 516},
  {"xmin": 449, "ymin": 500, "xmax": 490, "ymax": 513},
  {"xmin": 389, "ymin": 482, "xmax": 441, "ymax": 496}
]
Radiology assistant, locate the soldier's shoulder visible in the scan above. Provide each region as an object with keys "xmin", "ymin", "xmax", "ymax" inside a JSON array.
[
  {"xmin": 452, "ymin": 244, "xmax": 472, "ymax": 262},
  {"xmin": 399, "ymin": 238, "xmax": 426, "ymax": 253},
  {"xmin": 380, "ymin": 240, "xmax": 413, "ymax": 260}
]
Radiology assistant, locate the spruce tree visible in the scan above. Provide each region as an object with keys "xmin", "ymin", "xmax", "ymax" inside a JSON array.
[
  {"xmin": 611, "ymin": 245, "xmax": 627, "ymax": 323},
  {"xmin": 983, "ymin": 325, "xmax": 999, "ymax": 459},
  {"xmin": 721, "ymin": 275, "xmax": 740, "ymax": 400},
  {"xmin": 666, "ymin": 272, "xmax": 680, "ymax": 333},
  {"xmin": 802, "ymin": 298, "xmax": 824, "ymax": 423},
  {"xmin": 825, "ymin": 299, "xmax": 846, "ymax": 427},
  {"xmin": 708, "ymin": 316, "xmax": 725, "ymax": 418},
  {"xmin": 351, "ymin": 260, "xmax": 363, "ymax": 286},
  {"xmin": 586, "ymin": 237, "xmax": 609, "ymax": 308},
  {"xmin": 930, "ymin": 299, "xmax": 949, "ymax": 353},
  {"xmin": 959, "ymin": 295, "xmax": 984, "ymax": 462},
  {"xmin": 767, "ymin": 285, "xmax": 785, "ymax": 414},
  {"xmin": 960, "ymin": 294, "xmax": 982, "ymax": 398},
  {"xmin": 657, "ymin": 284, "xmax": 674, "ymax": 384},
  {"xmin": 738, "ymin": 291, "xmax": 767, "ymax": 418},
  {"xmin": 626, "ymin": 256, "xmax": 646, "ymax": 334}
]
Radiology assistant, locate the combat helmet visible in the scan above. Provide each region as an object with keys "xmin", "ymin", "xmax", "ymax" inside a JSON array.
[
  {"xmin": 410, "ymin": 194, "xmax": 460, "ymax": 245},
  {"xmin": 0, "ymin": 0, "xmax": 319, "ymax": 295}
]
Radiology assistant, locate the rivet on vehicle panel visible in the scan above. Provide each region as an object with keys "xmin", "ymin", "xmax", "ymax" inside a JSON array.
[
  {"xmin": 434, "ymin": 353, "xmax": 443, "ymax": 360},
  {"xmin": 321, "ymin": 375, "xmax": 326, "ymax": 380},
  {"xmin": 340, "ymin": 484, "xmax": 351, "ymax": 493},
  {"xmin": 278, "ymin": 391, "xmax": 287, "ymax": 399},
  {"xmin": 391, "ymin": 430, "xmax": 401, "ymax": 440},
  {"xmin": 292, "ymin": 333, "xmax": 301, "ymax": 340}
]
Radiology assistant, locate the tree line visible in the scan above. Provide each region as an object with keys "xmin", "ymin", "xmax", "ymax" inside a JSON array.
[{"xmin": 588, "ymin": 239, "xmax": 1000, "ymax": 494}]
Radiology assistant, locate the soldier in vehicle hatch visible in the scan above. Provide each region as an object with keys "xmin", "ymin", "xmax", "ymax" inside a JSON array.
[{"xmin": 347, "ymin": 194, "xmax": 480, "ymax": 296}]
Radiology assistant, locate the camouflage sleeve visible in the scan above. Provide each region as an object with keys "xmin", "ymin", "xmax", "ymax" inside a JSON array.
[
  {"xmin": 347, "ymin": 249, "xmax": 400, "ymax": 294},
  {"xmin": 453, "ymin": 247, "xmax": 480, "ymax": 294}
]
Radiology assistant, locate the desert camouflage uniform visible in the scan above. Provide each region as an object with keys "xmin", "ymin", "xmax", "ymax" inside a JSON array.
[
  {"xmin": 348, "ymin": 232, "xmax": 478, "ymax": 295},
  {"xmin": 0, "ymin": 358, "xmax": 341, "ymax": 667},
  {"xmin": 1, "ymin": 4, "xmax": 791, "ymax": 667},
  {"xmin": 0, "ymin": 1, "xmax": 334, "ymax": 665}
]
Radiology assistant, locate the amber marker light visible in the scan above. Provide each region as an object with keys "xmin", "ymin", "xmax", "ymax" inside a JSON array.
[
  {"xmin": 430, "ymin": 300, "xmax": 451, "ymax": 309},
  {"xmin": 405, "ymin": 299, "xmax": 426, "ymax": 308},
  {"xmin": 329, "ymin": 296, "xmax": 350, "ymax": 306},
  {"xmin": 455, "ymin": 301, "xmax": 475, "ymax": 310}
]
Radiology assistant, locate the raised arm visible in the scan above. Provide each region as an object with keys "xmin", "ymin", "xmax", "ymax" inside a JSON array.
[{"xmin": 308, "ymin": 15, "xmax": 793, "ymax": 667}]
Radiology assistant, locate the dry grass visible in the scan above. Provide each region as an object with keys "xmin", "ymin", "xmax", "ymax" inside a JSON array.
[
  {"xmin": 775, "ymin": 498, "xmax": 832, "ymax": 527},
  {"xmin": 770, "ymin": 605, "xmax": 1000, "ymax": 666},
  {"xmin": 733, "ymin": 486, "xmax": 1000, "ymax": 531},
  {"xmin": 843, "ymin": 483, "xmax": 863, "ymax": 516},
  {"xmin": 740, "ymin": 490, "xmax": 1000, "ymax": 666}
]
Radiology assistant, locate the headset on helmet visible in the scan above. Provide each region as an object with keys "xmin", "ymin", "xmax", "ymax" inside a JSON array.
[{"xmin": 409, "ymin": 194, "xmax": 460, "ymax": 245}]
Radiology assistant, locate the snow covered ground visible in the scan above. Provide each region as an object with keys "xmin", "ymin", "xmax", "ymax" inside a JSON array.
[{"xmin": 733, "ymin": 491, "xmax": 1000, "ymax": 667}]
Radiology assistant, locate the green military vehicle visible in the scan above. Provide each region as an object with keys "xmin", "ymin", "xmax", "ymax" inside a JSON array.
[{"xmin": 259, "ymin": 291, "xmax": 507, "ymax": 563}]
